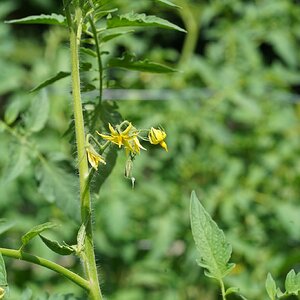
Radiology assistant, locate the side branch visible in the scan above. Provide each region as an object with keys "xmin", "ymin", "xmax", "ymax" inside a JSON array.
[{"xmin": 0, "ymin": 247, "xmax": 89, "ymax": 291}]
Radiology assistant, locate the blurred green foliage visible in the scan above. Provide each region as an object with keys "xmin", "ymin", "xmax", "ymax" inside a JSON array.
[{"xmin": 1, "ymin": 0, "xmax": 300, "ymax": 299}]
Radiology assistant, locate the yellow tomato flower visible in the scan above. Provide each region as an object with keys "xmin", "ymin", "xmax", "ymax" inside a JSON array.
[
  {"xmin": 97, "ymin": 123, "xmax": 133, "ymax": 148},
  {"xmin": 124, "ymin": 136, "xmax": 146, "ymax": 155},
  {"xmin": 86, "ymin": 145, "xmax": 106, "ymax": 170},
  {"xmin": 148, "ymin": 127, "xmax": 168, "ymax": 152}
]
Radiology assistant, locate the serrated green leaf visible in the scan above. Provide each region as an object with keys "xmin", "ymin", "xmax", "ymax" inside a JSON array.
[
  {"xmin": 109, "ymin": 53, "xmax": 177, "ymax": 73},
  {"xmin": 38, "ymin": 161, "xmax": 80, "ymax": 223},
  {"xmin": 4, "ymin": 145, "xmax": 30, "ymax": 183},
  {"xmin": 190, "ymin": 191, "xmax": 235, "ymax": 280},
  {"xmin": 30, "ymin": 71, "xmax": 70, "ymax": 93},
  {"xmin": 107, "ymin": 12, "xmax": 186, "ymax": 33},
  {"xmin": 5, "ymin": 14, "xmax": 66, "ymax": 26},
  {"xmin": 156, "ymin": 0, "xmax": 181, "ymax": 9},
  {"xmin": 285, "ymin": 269, "xmax": 300, "ymax": 295},
  {"xmin": 39, "ymin": 235, "xmax": 75, "ymax": 256},
  {"xmin": 24, "ymin": 91, "xmax": 49, "ymax": 132},
  {"xmin": 21, "ymin": 222, "xmax": 56, "ymax": 250},
  {"xmin": 266, "ymin": 273, "xmax": 277, "ymax": 300}
]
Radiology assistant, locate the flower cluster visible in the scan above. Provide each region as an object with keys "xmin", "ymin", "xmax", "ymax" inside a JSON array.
[{"xmin": 85, "ymin": 121, "xmax": 168, "ymax": 171}]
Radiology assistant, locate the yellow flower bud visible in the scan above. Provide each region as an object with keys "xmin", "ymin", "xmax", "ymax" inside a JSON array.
[
  {"xmin": 86, "ymin": 145, "xmax": 106, "ymax": 170},
  {"xmin": 148, "ymin": 127, "xmax": 168, "ymax": 152}
]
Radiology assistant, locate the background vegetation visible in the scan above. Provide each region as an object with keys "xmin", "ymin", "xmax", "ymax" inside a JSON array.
[{"xmin": 1, "ymin": 0, "xmax": 300, "ymax": 299}]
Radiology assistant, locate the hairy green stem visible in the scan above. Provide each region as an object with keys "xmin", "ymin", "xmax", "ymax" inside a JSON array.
[
  {"xmin": 69, "ymin": 6, "xmax": 103, "ymax": 300},
  {"xmin": 0, "ymin": 248, "xmax": 89, "ymax": 291}
]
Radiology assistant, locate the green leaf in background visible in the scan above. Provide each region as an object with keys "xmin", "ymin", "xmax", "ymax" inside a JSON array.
[
  {"xmin": 30, "ymin": 71, "xmax": 70, "ymax": 93},
  {"xmin": 4, "ymin": 99, "xmax": 21, "ymax": 125},
  {"xmin": 108, "ymin": 53, "xmax": 177, "ymax": 73},
  {"xmin": 107, "ymin": 12, "xmax": 186, "ymax": 33},
  {"xmin": 21, "ymin": 222, "xmax": 57, "ymax": 250},
  {"xmin": 190, "ymin": 191, "xmax": 235, "ymax": 280},
  {"xmin": 266, "ymin": 273, "xmax": 277, "ymax": 300},
  {"xmin": 155, "ymin": 0, "xmax": 181, "ymax": 9},
  {"xmin": 285, "ymin": 269, "xmax": 300, "ymax": 295},
  {"xmin": 5, "ymin": 14, "xmax": 66, "ymax": 26},
  {"xmin": 38, "ymin": 161, "xmax": 80, "ymax": 223},
  {"xmin": 0, "ymin": 253, "xmax": 8, "ymax": 299},
  {"xmin": 0, "ymin": 219, "xmax": 15, "ymax": 236},
  {"xmin": 24, "ymin": 91, "xmax": 49, "ymax": 133},
  {"xmin": 3, "ymin": 145, "xmax": 30, "ymax": 183},
  {"xmin": 39, "ymin": 235, "xmax": 75, "ymax": 256}
]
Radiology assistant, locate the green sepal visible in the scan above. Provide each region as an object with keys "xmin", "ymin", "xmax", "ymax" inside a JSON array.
[
  {"xmin": 107, "ymin": 12, "xmax": 186, "ymax": 33},
  {"xmin": 30, "ymin": 71, "xmax": 70, "ymax": 93},
  {"xmin": 39, "ymin": 234, "xmax": 75, "ymax": 256},
  {"xmin": 109, "ymin": 53, "xmax": 177, "ymax": 73},
  {"xmin": 266, "ymin": 273, "xmax": 277, "ymax": 300},
  {"xmin": 5, "ymin": 14, "xmax": 66, "ymax": 26},
  {"xmin": 20, "ymin": 222, "xmax": 57, "ymax": 250}
]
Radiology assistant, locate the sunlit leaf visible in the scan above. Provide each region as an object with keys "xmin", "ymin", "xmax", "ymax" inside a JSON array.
[
  {"xmin": 109, "ymin": 53, "xmax": 177, "ymax": 73},
  {"xmin": 107, "ymin": 12, "xmax": 186, "ymax": 33},
  {"xmin": 285, "ymin": 269, "xmax": 300, "ymax": 295},
  {"xmin": 5, "ymin": 14, "xmax": 66, "ymax": 26},
  {"xmin": 190, "ymin": 191, "xmax": 235, "ymax": 280},
  {"xmin": 21, "ymin": 222, "xmax": 57, "ymax": 250},
  {"xmin": 30, "ymin": 71, "xmax": 70, "ymax": 93},
  {"xmin": 39, "ymin": 235, "xmax": 75, "ymax": 256}
]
